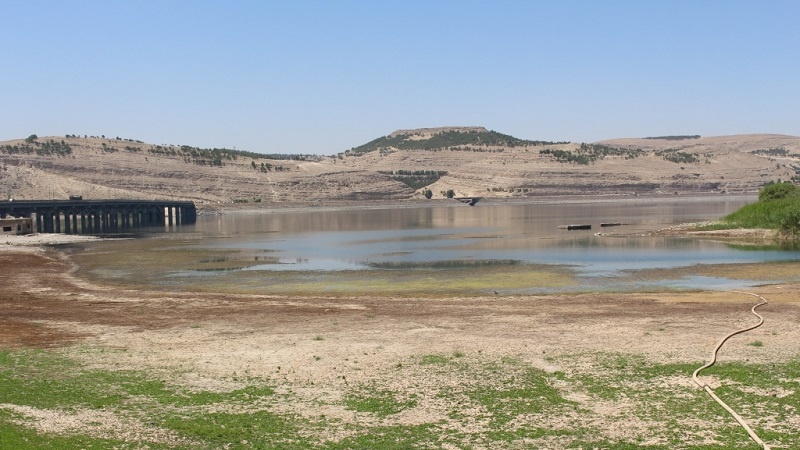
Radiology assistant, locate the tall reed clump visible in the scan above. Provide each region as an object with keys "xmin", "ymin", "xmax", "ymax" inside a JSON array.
[{"xmin": 722, "ymin": 181, "xmax": 800, "ymax": 245}]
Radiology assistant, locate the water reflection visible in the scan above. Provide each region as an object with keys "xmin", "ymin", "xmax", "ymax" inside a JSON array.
[{"xmin": 110, "ymin": 198, "xmax": 800, "ymax": 292}]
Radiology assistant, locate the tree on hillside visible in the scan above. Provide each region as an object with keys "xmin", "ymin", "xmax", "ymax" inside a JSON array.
[{"xmin": 25, "ymin": 134, "xmax": 38, "ymax": 144}]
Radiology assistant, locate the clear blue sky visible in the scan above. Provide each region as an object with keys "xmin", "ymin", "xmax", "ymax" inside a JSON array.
[{"xmin": 2, "ymin": 1, "xmax": 798, "ymax": 155}]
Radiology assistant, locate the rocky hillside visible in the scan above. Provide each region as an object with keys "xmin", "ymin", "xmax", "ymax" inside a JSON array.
[
  {"xmin": 338, "ymin": 129, "xmax": 800, "ymax": 199},
  {"xmin": 2, "ymin": 129, "xmax": 799, "ymax": 209}
]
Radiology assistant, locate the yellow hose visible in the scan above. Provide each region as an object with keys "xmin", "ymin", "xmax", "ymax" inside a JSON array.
[{"xmin": 692, "ymin": 291, "xmax": 771, "ymax": 450}]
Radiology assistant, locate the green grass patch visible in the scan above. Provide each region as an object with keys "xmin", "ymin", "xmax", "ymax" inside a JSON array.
[
  {"xmin": 0, "ymin": 349, "xmax": 281, "ymax": 448},
  {"xmin": 0, "ymin": 350, "xmax": 274, "ymax": 410},
  {"xmin": 162, "ymin": 411, "xmax": 310, "ymax": 449},
  {"xmin": 0, "ymin": 409, "xmax": 150, "ymax": 450},
  {"xmin": 418, "ymin": 354, "xmax": 452, "ymax": 365},
  {"xmin": 343, "ymin": 387, "xmax": 417, "ymax": 417},
  {"xmin": 558, "ymin": 353, "xmax": 800, "ymax": 449},
  {"xmin": 466, "ymin": 366, "xmax": 572, "ymax": 426},
  {"xmin": 323, "ymin": 424, "xmax": 442, "ymax": 449},
  {"xmin": 2, "ymin": 348, "xmax": 798, "ymax": 449},
  {"xmin": 721, "ymin": 197, "xmax": 800, "ymax": 230},
  {"xmin": 691, "ymin": 182, "xmax": 800, "ymax": 246}
]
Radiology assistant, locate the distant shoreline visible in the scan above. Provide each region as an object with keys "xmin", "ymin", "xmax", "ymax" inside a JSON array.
[
  {"xmin": 206, "ymin": 193, "xmax": 758, "ymax": 215},
  {"xmin": 1, "ymin": 193, "xmax": 760, "ymax": 250}
]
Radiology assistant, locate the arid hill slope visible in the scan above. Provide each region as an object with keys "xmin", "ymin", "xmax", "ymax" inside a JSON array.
[{"xmin": 1, "ymin": 130, "xmax": 799, "ymax": 209}]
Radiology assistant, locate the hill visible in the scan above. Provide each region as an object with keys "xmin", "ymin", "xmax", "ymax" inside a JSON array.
[
  {"xmin": 2, "ymin": 130, "xmax": 799, "ymax": 210},
  {"xmin": 346, "ymin": 126, "xmax": 566, "ymax": 156}
]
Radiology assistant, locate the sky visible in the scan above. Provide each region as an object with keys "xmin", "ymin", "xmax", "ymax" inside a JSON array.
[{"xmin": 2, "ymin": 1, "xmax": 799, "ymax": 155}]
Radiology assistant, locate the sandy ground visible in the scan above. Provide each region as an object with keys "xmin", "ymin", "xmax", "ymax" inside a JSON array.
[
  {"xmin": 5, "ymin": 248, "xmax": 797, "ymax": 363},
  {"xmin": 1, "ymin": 235, "xmax": 799, "ymax": 448},
  {"xmin": 2, "ymin": 245, "xmax": 799, "ymax": 359}
]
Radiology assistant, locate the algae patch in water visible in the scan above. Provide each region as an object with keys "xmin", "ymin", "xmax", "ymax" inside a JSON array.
[
  {"xmin": 71, "ymin": 238, "xmax": 577, "ymax": 296},
  {"xmin": 181, "ymin": 264, "xmax": 576, "ymax": 297}
]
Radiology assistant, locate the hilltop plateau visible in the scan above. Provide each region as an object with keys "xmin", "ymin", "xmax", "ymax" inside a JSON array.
[{"xmin": 2, "ymin": 129, "xmax": 799, "ymax": 210}]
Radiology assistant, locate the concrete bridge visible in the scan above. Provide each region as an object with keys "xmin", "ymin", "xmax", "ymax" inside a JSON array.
[{"xmin": 0, "ymin": 199, "xmax": 196, "ymax": 234}]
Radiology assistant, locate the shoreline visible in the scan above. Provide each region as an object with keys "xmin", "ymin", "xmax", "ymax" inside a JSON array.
[
  {"xmin": 2, "ymin": 208, "xmax": 799, "ymax": 448},
  {"xmin": 202, "ymin": 192, "xmax": 758, "ymax": 215},
  {"xmin": 0, "ymin": 233, "xmax": 106, "ymax": 252},
  {"xmin": 1, "ymin": 193, "xmax": 766, "ymax": 250}
]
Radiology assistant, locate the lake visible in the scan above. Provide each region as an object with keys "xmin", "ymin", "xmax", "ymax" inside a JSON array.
[{"xmin": 74, "ymin": 197, "xmax": 800, "ymax": 295}]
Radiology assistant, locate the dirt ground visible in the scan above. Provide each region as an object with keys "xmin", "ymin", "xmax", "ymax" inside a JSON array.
[
  {"xmin": 2, "ymin": 242, "xmax": 799, "ymax": 448},
  {"xmin": 2, "ymin": 245, "xmax": 798, "ymax": 375}
]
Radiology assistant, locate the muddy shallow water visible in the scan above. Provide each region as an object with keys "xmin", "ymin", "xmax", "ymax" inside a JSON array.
[{"xmin": 72, "ymin": 198, "xmax": 800, "ymax": 295}]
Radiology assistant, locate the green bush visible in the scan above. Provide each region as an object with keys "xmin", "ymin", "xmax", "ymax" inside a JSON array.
[
  {"xmin": 723, "ymin": 197, "xmax": 800, "ymax": 229},
  {"xmin": 778, "ymin": 202, "xmax": 800, "ymax": 238},
  {"xmin": 759, "ymin": 181, "xmax": 799, "ymax": 202}
]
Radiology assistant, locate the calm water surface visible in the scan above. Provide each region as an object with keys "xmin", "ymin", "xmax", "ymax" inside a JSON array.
[
  {"xmin": 84, "ymin": 197, "xmax": 800, "ymax": 293},
  {"xmin": 78, "ymin": 198, "xmax": 800, "ymax": 295}
]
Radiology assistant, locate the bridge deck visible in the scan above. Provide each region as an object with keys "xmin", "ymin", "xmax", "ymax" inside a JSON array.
[{"xmin": 0, "ymin": 199, "xmax": 196, "ymax": 234}]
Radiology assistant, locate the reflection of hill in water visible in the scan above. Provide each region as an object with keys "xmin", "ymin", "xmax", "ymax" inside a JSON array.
[
  {"xmin": 196, "ymin": 198, "xmax": 754, "ymax": 237},
  {"xmin": 75, "ymin": 199, "xmax": 800, "ymax": 294}
]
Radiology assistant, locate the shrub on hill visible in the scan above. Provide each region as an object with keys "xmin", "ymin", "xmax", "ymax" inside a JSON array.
[
  {"xmin": 643, "ymin": 135, "xmax": 700, "ymax": 140},
  {"xmin": 141, "ymin": 144, "xmax": 299, "ymax": 169},
  {"xmin": 751, "ymin": 147, "xmax": 790, "ymax": 157},
  {"xmin": 347, "ymin": 130, "xmax": 565, "ymax": 156},
  {"xmin": 540, "ymin": 144, "xmax": 643, "ymax": 165},
  {"xmin": 379, "ymin": 170, "xmax": 448, "ymax": 190},
  {"xmin": 655, "ymin": 149, "xmax": 700, "ymax": 164},
  {"xmin": 1, "ymin": 140, "xmax": 72, "ymax": 157}
]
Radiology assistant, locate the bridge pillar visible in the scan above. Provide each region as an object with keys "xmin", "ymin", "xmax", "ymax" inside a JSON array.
[
  {"xmin": 63, "ymin": 211, "xmax": 71, "ymax": 234},
  {"xmin": 43, "ymin": 212, "xmax": 52, "ymax": 233},
  {"xmin": 54, "ymin": 210, "xmax": 61, "ymax": 233},
  {"xmin": 105, "ymin": 209, "xmax": 110, "ymax": 232},
  {"xmin": 111, "ymin": 209, "xmax": 119, "ymax": 232}
]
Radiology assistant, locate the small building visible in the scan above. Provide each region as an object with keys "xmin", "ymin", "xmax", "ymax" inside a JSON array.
[{"xmin": 0, "ymin": 217, "xmax": 34, "ymax": 235}]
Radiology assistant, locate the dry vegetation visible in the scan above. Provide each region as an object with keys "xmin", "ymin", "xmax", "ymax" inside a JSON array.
[{"xmin": 2, "ymin": 130, "xmax": 799, "ymax": 211}]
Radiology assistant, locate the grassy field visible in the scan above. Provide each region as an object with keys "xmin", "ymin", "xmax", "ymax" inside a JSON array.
[{"xmin": 2, "ymin": 347, "xmax": 798, "ymax": 449}]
